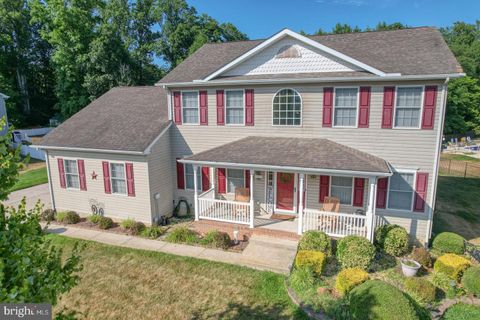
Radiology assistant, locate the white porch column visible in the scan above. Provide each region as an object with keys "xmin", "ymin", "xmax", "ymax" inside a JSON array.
[
  {"xmin": 249, "ymin": 169, "xmax": 254, "ymax": 228},
  {"xmin": 193, "ymin": 165, "xmax": 199, "ymax": 221},
  {"xmin": 366, "ymin": 177, "xmax": 378, "ymax": 242},
  {"xmin": 297, "ymin": 173, "xmax": 305, "ymax": 235}
]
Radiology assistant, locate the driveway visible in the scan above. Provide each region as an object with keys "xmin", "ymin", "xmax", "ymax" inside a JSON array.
[{"xmin": 3, "ymin": 183, "xmax": 51, "ymax": 210}]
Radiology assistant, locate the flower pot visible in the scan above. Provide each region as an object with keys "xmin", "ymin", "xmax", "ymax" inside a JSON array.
[{"xmin": 401, "ymin": 259, "xmax": 421, "ymax": 277}]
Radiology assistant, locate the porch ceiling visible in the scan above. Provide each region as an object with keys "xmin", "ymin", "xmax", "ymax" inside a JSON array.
[{"xmin": 182, "ymin": 136, "xmax": 391, "ymax": 177}]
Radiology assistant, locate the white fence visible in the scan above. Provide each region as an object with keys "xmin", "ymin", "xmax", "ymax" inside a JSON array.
[
  {"xmin": 198, "ymin": 197, "xmax": 250, "ymax": 225},
  {"xmin": 302, "ymin": 209, "xmax": 368, "ymax": 238}
]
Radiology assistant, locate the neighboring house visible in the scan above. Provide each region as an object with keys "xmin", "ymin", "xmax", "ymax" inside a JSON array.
[
  {"xmin": 37, "ymin": 27, "xmax": 464, "ymax": 245},
  {"xmin": 0, "ymin": 92, "xmax": 9, "ymax": 135}
]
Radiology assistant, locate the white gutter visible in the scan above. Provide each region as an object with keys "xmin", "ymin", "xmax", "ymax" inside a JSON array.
[
  {"xmin": 156, "ymin": 73, "xmax": 465, "ymax": 88},
  {"xmin": 425, "ymin": 77, "xmax": 450, "ymax": 245},
  {"xmin": 44, "ymin": 150, "xmax": 56, "ymax": 211},
  {"xmin": 179, "ymin": 159, "xmax": 392, "ymax": 178},
  {"xmin": 34, "ymin": 145, "xmax": 145, "ymax": 156}
]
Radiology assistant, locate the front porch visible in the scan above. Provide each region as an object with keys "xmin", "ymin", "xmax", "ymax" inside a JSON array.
[{"xmin": 180, "ymin": 136, "xmax": 392, "ymax": 242}]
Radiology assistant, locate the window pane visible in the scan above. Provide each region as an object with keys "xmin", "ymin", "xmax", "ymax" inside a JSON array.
[
  {"xmin": 185, "ymin": 164, "xmax": 201, "ymax": 190},
  {"xmin": 226, "ymin": 91, "xmax": 244, "ymax": 124},
  {"xmin": 64, "ymin": 160, "xmax": 78, "ymax": 174},
  {"xmin": 66, "ymin": 174, "xmax": 79, "ymax": 189},
  {"xmin": 395, "ymin": 108, "xmax": 420, "ymax": 127},
  {"xmin": 395, "ymin": 87, "xmax": 422, "ymax": 128},
  {"xmin": 330, "ymin": 176, "xmax": 353, "ymax": 205},
  {"xmin": 335, "ymin": 88, "xmax": 357, "ymax": 107},
  {"xmin": 110, "ymin": 163, "xmax": 125, "ymax": 179},
  {"xmin": 272, "ymin": 89, "xmax": 302, "ymax": 126},
  {"xmin": 112, "ymin": 178, "xmax": 126, "ymax": 194},
  {"xmin": 396, "ymin": 87, "xmax": 422, "ymax": 107},
  {"xmin": 334, "ymin": 108, "xmax": 356, "ymax": 126},
  {"xmin": 334, "ymin": 88, "xmax": 358, "ymax": 127},
  {"xmin": 388, "ymin": 172, "xmax": 414, "ymax": 210},
  {"xmin": 388, "ymin": 191, "xmax": 412, "ymax": 210},
  {"xmin": 226, "ymin": 108, "xmax": 243, "ymax": 124},
  {"xmin": 182, "ymin": 92, "xmax": 199, "ymax": 124},
  {"xmin": 227, "ymin": 169, "xmax": 244, "ymax": 193}
]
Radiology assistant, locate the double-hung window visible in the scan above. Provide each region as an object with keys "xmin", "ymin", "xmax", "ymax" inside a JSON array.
[
  {"xmin": 388, "ymin": 172, "xmax": 415, "ymax": 211},
  {"xmin": 64, "ymin": 159, "xmax": 79, "ymax": 189},
  {"xmin": 225, "ymin": 90, "xmax": 244, "ymax": 124},
  {"xmin": 185, "ymin": 164, "xmax": 201, "ymax": 190},
  {"xmin": 110, "ymin": 163, "xmax": 127, "ymax": 195},
  {"xmin": 272, "ymin": 89, "xmax": 302, "ymax": 125},
  {"xmin": 182, "ymin": 91, "xmax": 199, "ymax": 124},
  {"xmin": 227, "ymin": 169, "xmax": 244, "ymax": 193},
  {"xmin": 394, "ymin": 87, "xmax": 422, "ymax": 128},
  {"xmin": 334, "ymin": 88, "xmax": 358, "ymax": 127},
  {"xmin": 330, "ymin": 176, "xmax": 353, "ymax": 205}
]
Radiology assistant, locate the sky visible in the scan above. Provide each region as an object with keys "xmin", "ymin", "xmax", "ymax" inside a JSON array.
[{"xmin": 188, "ymin": 0, "xmax": 480, "ymax": 39}]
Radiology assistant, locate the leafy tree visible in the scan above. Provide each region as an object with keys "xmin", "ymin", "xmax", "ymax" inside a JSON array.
[
  {"xmin": 374, "ymin": 22, "xmax": 407, "ymax": 31},
  {"xmin": 445, "ymin": 76, "xmax": 480, "ymax": 135},
  {"xmin": 0, "ymin": 117, "xmax": 25, "ymax": 201},
  {"xmin": 331, "ymin": 23, "xmax": 361, "ymax": 34}
]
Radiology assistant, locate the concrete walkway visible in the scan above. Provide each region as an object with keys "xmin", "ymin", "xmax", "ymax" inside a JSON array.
[
  {"xmin": 4, "ymin": 183, "xmax": 51, "ymax": 210},
  {"xmin": 46, "ymin": 223, "xmax": 298, "ymax": 274}
]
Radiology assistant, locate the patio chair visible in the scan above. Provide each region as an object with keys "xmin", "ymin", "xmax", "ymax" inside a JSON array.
[
  {"xmin": 234, "ymin": 188, "xmax": 250, "ymax": 220},
  {"xmin": 318, "ymin": 197, "xmax": 340, "ymax": 232}
]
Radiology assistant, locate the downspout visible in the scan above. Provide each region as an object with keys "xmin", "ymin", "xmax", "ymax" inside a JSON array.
[
  {"xmin": 425, "ymin": 77, "xmax": 450, "ymax": 246},
  {"xmin": 44, "ymin": 150, "xmax": 56, "ymax": 211}
]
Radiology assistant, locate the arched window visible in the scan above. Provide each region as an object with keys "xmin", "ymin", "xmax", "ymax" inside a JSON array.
[
  {"xmin": 276, "ymin": 45, "xmax": 301, "ymax": 59},
  {"xmin": 272, "ymin": 89, "xmax": 302, "ymax": 126}
]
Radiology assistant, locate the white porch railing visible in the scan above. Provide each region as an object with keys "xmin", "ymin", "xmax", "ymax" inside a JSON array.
[
  {"xmin": 198, "ymin": 189, "xmax": 250, "ymax": 225},
  {"xmin": 302, "ymin": 209, "xmax": 368, "ymax": 238}
]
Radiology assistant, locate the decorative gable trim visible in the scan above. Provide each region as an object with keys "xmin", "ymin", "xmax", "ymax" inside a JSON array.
[{"xmin": 202, "ymin": 29, "xmax": 388, "ymax": 81}]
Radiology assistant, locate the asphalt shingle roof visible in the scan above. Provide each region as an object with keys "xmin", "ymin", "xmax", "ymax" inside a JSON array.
[
  {"xmin": 183, "ymin": 136, "xmax": 391, "ymax": 173},
  {"xmin": 38, "ymin": 87, "xmax": 170, "ymax": 152},
  {"xmin": 158, "ymin": 27, "xmax": 461, "ymax": 84}
]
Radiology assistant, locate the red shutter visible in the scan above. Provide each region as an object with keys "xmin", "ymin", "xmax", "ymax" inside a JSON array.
[
  {"xmin": 376, "ymin": 177, "xmax": 388, "ymax": 208},
  {"xmin": 126, "ymin": 163, "xmax": 135, "ymax": 197},
  {"xmin": 245, "ymin": 170, "xmax": 250, "ymax": 188},
  {"xmin": 78, "ymin": 160, "xmax": 87, "ymax": 191},
  {"xmin": 353, "ymin": 178, "xmax": 365, "ymax": 207},
  {"xmin": 217, "ymin": 168, "xmax": 226, "ymax": 193},
  {"xmin": 201, "ymin": 167, "xmax": 210, "ymax": 191},
  {"xmin": 421, "ymin": 86, "xmax": 437, "ymax": 130},
  {"xmin": 381, "ymin": 87, "xmax": 395, "ymax": 129},
  {"xmin": 102, "ymin": 161, "xmax": 111, "ymax": 194},
  {"xmin": 176, "ymin": 159, "xmax": 185, "ymax": 190},
  {"xmin": 319, "ymin": 175, "xmax": 330, "ymax": 203},
  {"xmin": 57, "ymin": 158, "xmax": 66, "ymax": 189},
  {"xmin": 199, "ymin": 90, "xmax": 208, "ymax": 125},
  {"xmin": 245, "ymin": 89, "xmax": 254, "ymax": 126},
  {"xmin": 322, "ymin": 87, "xmax": 333, "ymax": 127},
  {"xmin": 216, "ymin": 90, "xmax": 225, "ymax": 125},
  {"xmin": 173, "ymin": 91, "xmax": 182, "ymax": 124},
  {"xmin": 414, "ymin": 173, "xmax": 429, "ymax": 212},
  {"xmin": 358, "ymin": 87, "xmax": 371, "ymax": 128}
]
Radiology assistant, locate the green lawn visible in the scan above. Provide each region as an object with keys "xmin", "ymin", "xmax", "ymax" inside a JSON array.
[
  {"xmin": 440, "ymin": 153, "xmax": 480, "ymax": 162},
  {"xmin": 11, "ymin": 167, "xmax": 48, "ymax": 192},
  {"xmin": 49, "ymin": 235, "xmax": 306, "ymax": 320}
]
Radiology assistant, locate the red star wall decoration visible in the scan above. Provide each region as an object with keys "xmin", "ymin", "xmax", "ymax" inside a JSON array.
[{"xmin": 91, "ymin": 171, "xmax": 98, "ymax": 180}]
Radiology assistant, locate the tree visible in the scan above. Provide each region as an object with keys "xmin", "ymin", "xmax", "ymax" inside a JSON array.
[
  {"xmin": 0, "ymin": 117, "xmax": 25, "ymax": 201},
  {"xmin": 445, "ymin": 76, "xmax": 480, "ymax": 135}
]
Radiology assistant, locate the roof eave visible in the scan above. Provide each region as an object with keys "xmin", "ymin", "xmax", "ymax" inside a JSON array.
[{"xmin": 33, "ymin": 145, "xmax": 146, "ymax": 156}]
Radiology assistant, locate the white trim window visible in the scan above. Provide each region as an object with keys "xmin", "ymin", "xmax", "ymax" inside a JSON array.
[
  {"xmin": 110, "ymin": 163, "xmax": 127, "ymax": 195},
  {"xmin": 334, "ymin": 87, "xmax": 358, "ymax": 127},
  {"xmin": 330, "ymin": 176, "xmax": 353, "ymax": 205},
  {"xmin": 64, "ymin": 159, "xmax": 79, "ymax": 189},
  {"xmin": 272, "ymin": 89, "xmax": 302, "ymax": 126},
  {"xmin": 182, "ymin": 91, "xmax": 199, "ymax": 124},
  {"xmin": 388, "ymin": 172, "xmax": 415, "ymax": 211},
  {"xmin": 394, "ymin": 87, "xmax": 422, "ymax": 128},
  {"xmin": 185, "ymin": 164, "xmax": 201, "ymax": 190},
  {"xmin": 227, "ymin": 169, "xmax": 245, "ymax": 193},
  {"xmin": 225, "ymin": 90, "xmax": 244, "ymax": 125}
]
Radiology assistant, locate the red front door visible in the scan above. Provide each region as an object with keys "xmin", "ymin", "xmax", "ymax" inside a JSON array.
[{"xmin": 276, "ymin": 172, "xmax": 295, "ymax": 211}]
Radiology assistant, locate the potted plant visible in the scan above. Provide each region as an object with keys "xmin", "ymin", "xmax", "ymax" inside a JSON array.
[{"xmin": 401, "ymin": 258, "xmax": 421, "ymax": 277}]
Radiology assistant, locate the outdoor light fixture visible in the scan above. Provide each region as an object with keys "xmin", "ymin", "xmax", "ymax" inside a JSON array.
[{"xmin": 233, "ymin": 226, "xmax": 239, "ymax": 245}]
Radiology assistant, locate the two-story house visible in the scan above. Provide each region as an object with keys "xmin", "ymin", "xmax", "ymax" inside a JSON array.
[{"xmin": 37, "ymin": 28, "xmax": 464, "ymax": 245}]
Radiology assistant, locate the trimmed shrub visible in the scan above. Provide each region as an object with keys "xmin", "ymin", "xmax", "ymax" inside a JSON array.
[
  {"xmin": 98, "ymin": 217, "xmax": 113, "ymax": 229},
  {"xmin": 336, "ymin": 235, "xmax": 375, "ymax": 270},
  {"xmin": 120, "ymin": 218, "xmax": 136, "ymax": 229},
  {"xmin": 432, "ymin": 232, "xmax": 465, "ymax": 254},
  {"xmin": 56, "ymin": 211, "xmax": 80, "ymax": 224},
  {"xmin": 298, "ymin": 231, "xmax": 332, "ymax": 256},
  {"xmin": 442, "ymin": 303, "xmax": 480, "ymax": 320},
  {"xmin": 140, "ymin": 226, "xmax": 166, "ymax": 239},
  {"xmin": 431, "ymin": 272, "xmax": 461, "ymax": 299},
  {"xmin": 165, "ymin": 227, "xmax": 199, "ymax": 244},
  {"xmin": 404, "ymin": 278, "xmax": 436, "ymax": 304},
  {"xmin": 87, "ymin": 215, "xmax": 102, "ymax": 224},
  {"xmin": 410, "ymin": 247, "xmax": 432, "ymax": 268},
  {"xmin": 375, "ymin": 224, "xmax": 409, "ymax": 256},
  {"xmin": 200, "ymin": 230, "xmax": 231, "ymax": 249},
  {"xmin": 289, "ymin": 266, "xmax": 318, "ymax": 293},
  {"xmin": 349, "ymin": 280, "xmax": 425, "ymax": 320},
  {"xmin": 335, "ymin": 268, "xmax": 369, "ymax": 296},
  {"xmin": 120, "ymin": 219, "xmax": 146, "ymax": 235},
  {"xmin": 41, "ymin": 209, "xmax": 56, "ymax": 222},
  {"xmin": 462, "ymin": 265, "xmax": 480, "ymax": 296},
  {"xmin": 295, "ymin": 250, "xmax": 326, "ymax": 276},
  {"xmin": 434, "ymin": 253, "xmax": 471, "ymax": 281}
]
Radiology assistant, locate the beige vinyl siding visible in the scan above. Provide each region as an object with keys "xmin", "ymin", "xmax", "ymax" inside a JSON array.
[
  {"xmin": 169, "ymin": 80, "xmax": 444, "ymax": 242},
  {"xmin": 147, "ymin": 128, "xmax": 175, "ymax": 221},
  {"xmin": 48, "ymin": 150, "xmax": 152, "ymax": 224}
]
